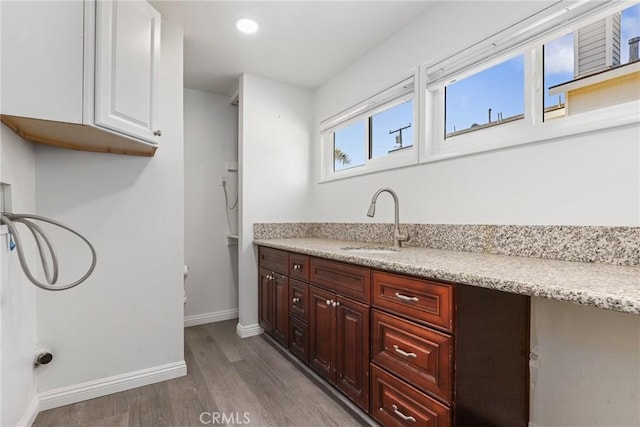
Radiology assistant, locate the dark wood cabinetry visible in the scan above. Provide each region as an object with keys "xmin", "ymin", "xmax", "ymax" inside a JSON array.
[
  {"xmin": 335, "ymin": 295, "xmax": 370, "ymax": 410},
  {"xmin": 309, "ymin": 284, "xmax": 370, "ymax": 411},
  {"xmin": 310, "ymin": 257, "xmax": 371, "ymax": 303},
  {"xmin": 258, "ymin": 247, "xmax": 289, "ymax": 347},
  {"xmin": 371, "ymin": 364, "xmax": 450, "ymax": 427},
  {"xmin": 258, "ymin": 267, "xmax": 289, "ymax": 347},
  {"xmin": 257, "ymin": 245, "xmax": 530, "ymax": 427},
  {"xmin": 371, "ymin": 270, "xmax": 529, "ymax": 427},
  {"xmin": 372, "ymin": 309, "xmax": 452, "ymax": 403},
  {"xmin": 309, "ymin": 285, "xmax": 336, "ymax": 382}
]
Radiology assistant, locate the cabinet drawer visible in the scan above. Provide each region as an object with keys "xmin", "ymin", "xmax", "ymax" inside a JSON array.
[
  {"xmin": 289, "ymin": 280, "xmax": 309, "ymax": 322},
  {"xmin": 373, "ymin": 271, "xmax": 454, "ymax": 332},
  {"xmin": 289, "ymin": 316, "xmax": 309, "ymax": 365},
  {"xmin": 310, "ymin": 257, "xmax": 371, "ymax": 303},
  {"xmin": 371, "ymin": 364, "xmax": 450, "ymax": 427},
  {"xmin": 289, "ymin": 253, "xmax": 310, "ymax": 282},
  {"xmin": 372, "ymin": 310, "xmax": 452, "ymax": 403},
  {"xmin": 259, "ymin": 247, "xmax": 289, "ymax": 274}
]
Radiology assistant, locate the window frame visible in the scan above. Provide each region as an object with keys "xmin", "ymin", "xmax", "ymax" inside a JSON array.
[
  {"xmin": 422, "ymin": 0, "xmax": 640, "ymax": 163},
  {"xmin": 319, "ymin": 73, "xmax": 419, "ymax": 182}
]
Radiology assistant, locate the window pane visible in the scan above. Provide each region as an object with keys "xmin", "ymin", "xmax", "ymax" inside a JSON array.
[
  {"xmin": 544, "ymin": 4, "xmax": 640, "ymax": 121},
  {"xmin": 445, "ymin": 55, "xmax": 525, "ymax": 138},
  {"xmin": 543, "ymin": 33, "xmax": 573, "ymax": 120},
  {"xmin": 333, "ymin": 121, "xmax": 365, "ymax": 172},
  {"xmin": 370, "ymin": 100, "xmax": 413, "ymax": 159}
]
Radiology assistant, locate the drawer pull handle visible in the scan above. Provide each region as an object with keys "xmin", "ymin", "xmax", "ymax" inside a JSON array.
[
  {"xmin": 393, "ymin": 345, "xmax": 417, "ymax": 359},
  {"xmin": 392, "ymin": 404, "xmax": 416, "ymax": 423},
  {"xmin": 395, "ymin": 292, "xmax": 419, "ymax": 302},
  {"xmin": 292, "ymin": 297, "xmax": 300, "ymax": 304},
  {"xmin": 326, "ymin": 299, "xmax": 332, "ymax": 306},
  {"xmin": 293, "ymin": 263, "xmax": 302, "ymax": 270}
]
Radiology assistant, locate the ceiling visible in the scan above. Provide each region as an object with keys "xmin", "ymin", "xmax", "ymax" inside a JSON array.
[{"xmin": 149, "ymin": 1, "xmax": 438, "ymax": 96}]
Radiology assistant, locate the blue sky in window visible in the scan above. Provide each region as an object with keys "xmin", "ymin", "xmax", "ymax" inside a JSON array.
[
  {"xmin": 371, "ymin": 100, "xmax": 413, "ymax": 159},
  {"xmin": 622, "ymin": 3, "xmax": 640, "ymax": 63},
  {"xmin": 445, "ymin": 55, "xmax": 525, "ymax": 135},
  {"xmin": 333, "ymin": 121, "xmax": 365, "ymax": 171}
]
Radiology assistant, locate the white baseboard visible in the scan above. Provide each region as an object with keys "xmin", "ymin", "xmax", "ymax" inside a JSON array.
[
  {"xmin": 38, "ymin": 361, "xmax": 186, "ymax": 411},
  {"xmin": 236, "ymin": 322, "xmax": 263, "ymax": 338},
  {"xmin": 17, "ymin": 395, "xmax": 39, "ymax": 427},
  {"xmin": 184, "ymin": 308, "xmax": 238, "ymax": 328}
]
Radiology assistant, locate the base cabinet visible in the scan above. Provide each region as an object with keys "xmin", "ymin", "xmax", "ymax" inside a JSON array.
[
  {"xmin": 258, "ymin": 267, "xmax": 289, "ymax": 347},
  {"xmin": 309, "ymin": 285, "xmax": 370, "ymax": 411},
  {"xmin": 257, "ymin": 245, "xmax": 530, "ymax": 427},
  {"xmin": 335, "ymin": 295, "xmax": 370, "ymax": 411},
  {"xmin": 258, "ymin": 247, "xmax": 290, "ymax": 347}
]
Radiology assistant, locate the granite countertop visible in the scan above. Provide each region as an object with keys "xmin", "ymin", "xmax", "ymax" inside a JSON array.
[{"xmin": 254, "ymin": 238, "xmax": 640, "ymax": 315}]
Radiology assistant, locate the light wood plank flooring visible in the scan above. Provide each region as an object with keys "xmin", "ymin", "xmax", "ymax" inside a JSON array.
[{"xmin": 33, "ymin": 320, "xmax": 363, "ymax": 427}]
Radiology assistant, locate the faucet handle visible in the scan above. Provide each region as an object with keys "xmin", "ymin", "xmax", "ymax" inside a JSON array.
[{"xmin": 395, "ymin": 229, "xmax": 409, "ymax": 244}]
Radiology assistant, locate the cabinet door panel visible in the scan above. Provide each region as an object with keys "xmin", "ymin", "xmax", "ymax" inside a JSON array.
[
  {"xmin": 95, "ymin": 0, "xmax": 160, "ymax": 143},
  {"xmin": 336, "ymin": 296, "xmax": 370, "ymax": 411},
  {"xmin": 272, "ymin": 273, "xmax": 289, "ymax": 347},
  {"xmin": 309, "ymin": 286, "xmax": 336, "ymax": 384},
  {"xmin": 0, "ymin": 1, "xmax": 84, "ymax": 123},
  {"xmin": 289, "ymin": 316, "xmax": 309, "ymax": 364},
  {"xmin": 258, "ymin": 268, "xmax": 273, "ymax": 333}
]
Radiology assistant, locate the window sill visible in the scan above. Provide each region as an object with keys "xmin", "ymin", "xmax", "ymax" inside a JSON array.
[
  {"xmin": 422, "ymin": 100, "xmax": 640, "ymax": 163},
  {"xmin": 319, "ymin": 149, "xmax": 418, "ymax": 183}
]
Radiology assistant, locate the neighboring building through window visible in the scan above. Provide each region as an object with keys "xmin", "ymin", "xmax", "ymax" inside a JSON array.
[{"xmin": 546, "ymin": 4, "xmax": 640, "ymax": 120}]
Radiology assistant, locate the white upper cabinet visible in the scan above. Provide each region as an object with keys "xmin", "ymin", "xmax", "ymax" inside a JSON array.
[
  {"xmin": 95, "ymin": 0, "xmax": 161, "ymax": 143},
  {"xmin": 0, "ymin": 0, "xmax": 162, "ymax": 156},
  {"xmin": 1, "ymin": 1, "xmax": 85, "ymax": 124}
]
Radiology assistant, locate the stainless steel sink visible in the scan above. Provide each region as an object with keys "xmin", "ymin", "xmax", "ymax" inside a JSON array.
[{"xmin": 341, "ymin": 246, "xmax": 399, "ymax": 255}]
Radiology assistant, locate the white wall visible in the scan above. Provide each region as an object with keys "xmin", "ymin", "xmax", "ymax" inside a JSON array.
[
  {"xmin": 313, "ymin": 0, "xmax": 639, "ymax": 227},
  {"xmin": 238, "ymin": 74, "xmax": 313, "ymax": 334},
  {"xmin": 530, "ymin": 298, "xmax": 639, "ymax": 427},
  {"xmin": 309, "ymin": 1, "xmax": 640, "ymax": 425},
  {"xmin": 184, "ymin": 88, "xmax": 239, "ymax": 323},
  {"xmin": 0, "ymin": 0, "xmax": 39, "ymax": 422},
  {"xmin": 0, "ymin": 124, "xmax": 38, "ymax": 426},
  {"xmin": 33, "ymin": 20, "xmax": 185, "ymax": 401}
]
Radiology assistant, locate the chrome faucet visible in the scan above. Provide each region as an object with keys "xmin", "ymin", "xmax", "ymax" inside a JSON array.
[{"xmin": 367, "ymin": 187, "xmax": 408, "ymax": 248}]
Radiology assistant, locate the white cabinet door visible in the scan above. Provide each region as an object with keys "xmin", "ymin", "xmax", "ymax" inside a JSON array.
[
  {"xmin": 94, "ymin": 0, "xmax": 161, "ymax": 144},
  {"xmin": 1, "ymin": 0, "xmax": 84, "ymax": 123}
]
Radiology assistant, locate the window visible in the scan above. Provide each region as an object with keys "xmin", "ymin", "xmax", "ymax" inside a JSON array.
[
  {"xmin": 424, "ymin": 1, "xmax": 640, "ymax": 162},
  {"xmin": 545, "ymin": 4, "xmax": 640, "ymax": 120},
  {"xmin": 445, "ymin": 55, "xmax": 525, "ymax": 138},
  {"xmin": 320, "ymin": 75, "xmax": 416, "ymax": 181},
  {"xmin": 370, "ymin": 99, "xmax": 414, "ymax": 158},
  {"xmin": 333, "ymin": 121, "xmax": 365, "ymax": 172}
]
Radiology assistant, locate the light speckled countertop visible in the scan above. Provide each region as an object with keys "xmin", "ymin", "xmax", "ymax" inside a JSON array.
[{"xmin": 254, "ymin": 238, "xmax": 640, "ymax": 315}]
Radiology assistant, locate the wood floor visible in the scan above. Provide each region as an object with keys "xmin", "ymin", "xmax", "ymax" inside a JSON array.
[{"xmin": 33, "ymin": 320, "xmax": 364, "ymax": 427}]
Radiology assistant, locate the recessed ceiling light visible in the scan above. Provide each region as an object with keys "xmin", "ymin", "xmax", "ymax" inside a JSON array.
[{"xmin": 236, "ymin": 18, "xmax": 259, "ymax": 34}]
